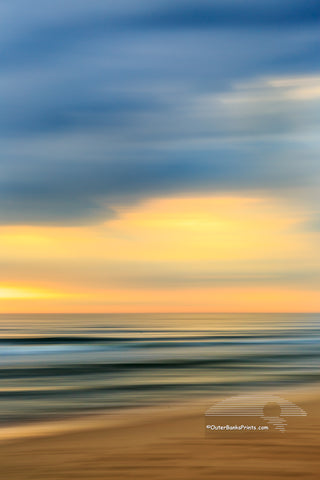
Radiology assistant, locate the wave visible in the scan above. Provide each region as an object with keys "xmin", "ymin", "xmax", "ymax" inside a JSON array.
[
  {"xmin": 1, "ymin": 313, "xmax": 319, "ymax": 426},
  {"xmin": 1, "ymin": 330, "xmax": 319, "ymax": 344},
  {"xmin": 1, "ymin": 350, "xmax": 319, "ymax": 379}
]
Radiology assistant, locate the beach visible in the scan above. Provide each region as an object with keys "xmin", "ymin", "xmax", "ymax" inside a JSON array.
[
  {"xmin": 1, "ymin": 313, "xmax": 319, "ymax": 479},
  {"xmin": 1, "ymin": 386, "xmax": 320, "ymax": 480}
]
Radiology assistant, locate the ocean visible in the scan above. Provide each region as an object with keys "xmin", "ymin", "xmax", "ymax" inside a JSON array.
[{"xmin": 0, "ymin": 313, "xmax": 319, "ymax": 425}]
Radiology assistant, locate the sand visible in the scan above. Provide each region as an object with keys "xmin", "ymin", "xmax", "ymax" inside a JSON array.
[{"xmin": 1, "ymin": 387, "xmax": 320, "ymax": 480}]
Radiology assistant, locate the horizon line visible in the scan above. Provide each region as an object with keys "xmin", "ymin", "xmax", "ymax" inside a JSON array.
[{"xmin": 0, "ymin": 311, "xmax": 319, "ymax": 315}]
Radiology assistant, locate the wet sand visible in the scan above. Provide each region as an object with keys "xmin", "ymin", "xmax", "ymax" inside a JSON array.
[{"xmin": 1, "ymin": 387, "xmax": 320, "ymax": 480}]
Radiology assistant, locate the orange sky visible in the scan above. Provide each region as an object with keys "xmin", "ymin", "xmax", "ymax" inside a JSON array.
[{"xmin": 1, "ymin": 195, "xmax": 319, "ymax": 313}]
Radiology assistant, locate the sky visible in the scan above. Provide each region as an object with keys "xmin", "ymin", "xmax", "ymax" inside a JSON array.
[{"xmin": 1, "ymin": 0, "xmax": 320, "ymax": 312}]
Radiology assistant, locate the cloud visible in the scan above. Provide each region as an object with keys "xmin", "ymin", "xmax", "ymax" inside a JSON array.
[
  {"xmin": 135, "ymin": 0, "xmax": 320, "ymax": 30},
  {"xmin": 205, "ymin": 75, "xmax": 320, "ymax": 136},
  {"xmin": 1, "ymin": 74, "xmax": 320, "ymax": 224},
  {"xmin": 1, "ymin": 258, "xmax": 319, "ymax": 290},
  {"xmin": 0, "ymin": 1, "xmax": 319, "ymax": 224}
]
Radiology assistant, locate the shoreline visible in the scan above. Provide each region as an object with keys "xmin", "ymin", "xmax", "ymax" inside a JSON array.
[
  {"xmin": 1, "ymin": 384, "xmax": 320, "ymax": 479},
  {"xmin": 1, "ymin": 382, "xmax": 319, "ymax": 443}
]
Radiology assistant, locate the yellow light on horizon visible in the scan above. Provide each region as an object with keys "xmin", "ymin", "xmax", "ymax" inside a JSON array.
[
  {"xmin": 0, "ymin": 194, "xmax": 319, "ymax": 313},
  {"xmin": 0, "ymin": 285, "xmax": 67, "ymax": 300}
]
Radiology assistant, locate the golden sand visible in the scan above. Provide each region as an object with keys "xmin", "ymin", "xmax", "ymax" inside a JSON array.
[{"xmin": 1, "ymin": 387, "xmax": 319, "ymax": 479}]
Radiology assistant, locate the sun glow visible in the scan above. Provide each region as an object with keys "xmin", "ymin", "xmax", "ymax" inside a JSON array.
[
  {"xmin": 0, "ymin": 285, "xmax": 68, "ymax": 300},
  {"xmin": 0, "ymin": 195, "xmax": 319, "ymax": 312}
]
